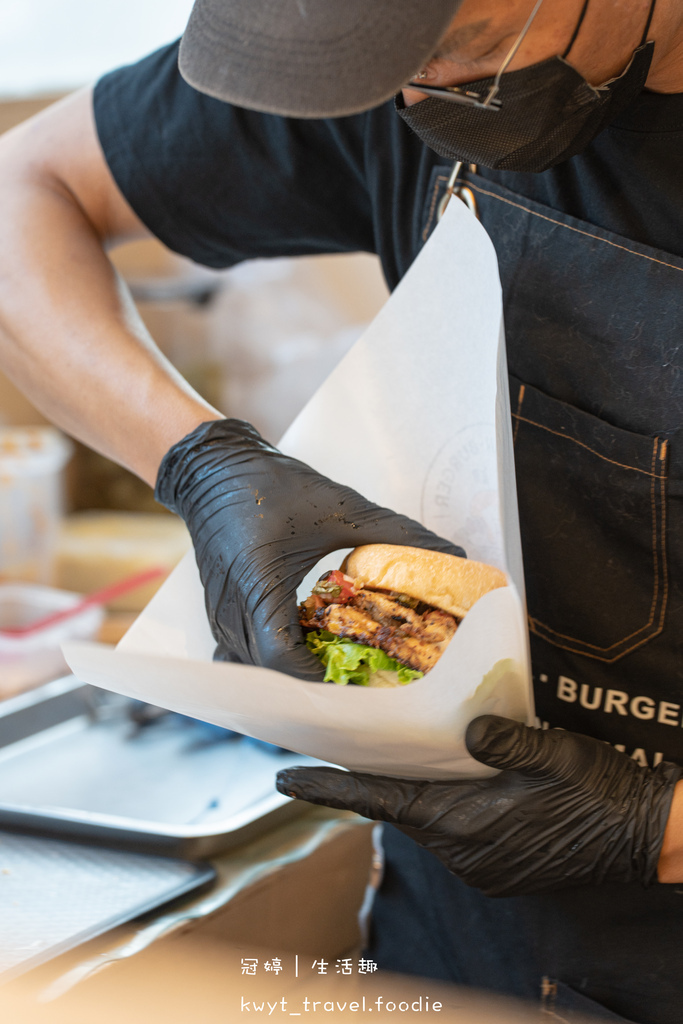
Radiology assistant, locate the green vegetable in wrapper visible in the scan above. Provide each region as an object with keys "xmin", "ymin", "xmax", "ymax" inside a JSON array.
[{"xmin": 305, "ymin": 630, "xmax": 423, "ymax": 687}]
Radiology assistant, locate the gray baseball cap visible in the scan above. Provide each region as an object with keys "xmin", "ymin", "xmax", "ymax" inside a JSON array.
[{"xmin": 179, "ymin": 0, "xmax": 464, "ymax": 118}]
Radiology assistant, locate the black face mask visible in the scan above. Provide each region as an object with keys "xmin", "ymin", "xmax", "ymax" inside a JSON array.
[{"xmin": 396, "ymin": 2, "xmax": 655, "ymax": 173}]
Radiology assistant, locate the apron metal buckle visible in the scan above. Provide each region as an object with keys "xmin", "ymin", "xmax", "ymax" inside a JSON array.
[{"xmin": 437, "ymin": 161, "xmax": 479, "ymax": 220}]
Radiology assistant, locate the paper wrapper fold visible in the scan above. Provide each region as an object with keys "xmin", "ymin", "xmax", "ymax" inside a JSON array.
[{"xmin": 64, "ymin": 199, "xmax": 533, "ymax": 780}]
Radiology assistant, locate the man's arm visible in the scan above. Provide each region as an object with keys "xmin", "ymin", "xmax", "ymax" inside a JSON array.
[
  {"xmin": 0, "ymin": 87, "xmax": 221, "ymax": 485},
  {"xmin": 0, "ymin": 86, "xmax": 465, "ymax": 681}
]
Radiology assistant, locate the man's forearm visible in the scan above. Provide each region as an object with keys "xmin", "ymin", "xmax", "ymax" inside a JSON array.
[{"xmin": 0, "ymin": 101, "xmax": 221, "ymax": 486}]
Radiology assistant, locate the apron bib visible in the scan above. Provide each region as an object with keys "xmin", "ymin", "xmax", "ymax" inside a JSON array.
[
  {"xmin": 469, "ymin": 173, "xmax": 683, "ymax": 772},
  {"xmin": 371, "ymin": 172, "xmax": 683, "ymax": 1024}
]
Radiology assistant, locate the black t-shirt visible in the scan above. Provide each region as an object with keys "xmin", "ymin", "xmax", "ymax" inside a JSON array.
[{"xmin": 95, "ymin": 39, "xmax": 683, "ymax": 288}]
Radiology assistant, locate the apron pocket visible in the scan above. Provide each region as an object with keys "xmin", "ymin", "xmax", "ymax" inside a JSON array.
[{"xmin": 510, "ymin": 376, "xmax": 669, "ymax": 662}]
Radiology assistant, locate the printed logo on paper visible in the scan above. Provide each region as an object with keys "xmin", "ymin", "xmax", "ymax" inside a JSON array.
[{"xmin": 421, "ymin": 424, "xmax": 503, "ymax": 567}]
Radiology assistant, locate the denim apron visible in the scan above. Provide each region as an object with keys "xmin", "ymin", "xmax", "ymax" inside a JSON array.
[{"xmin": 370, "ymin": 172, "xmax": 683, "ymax": 1024}]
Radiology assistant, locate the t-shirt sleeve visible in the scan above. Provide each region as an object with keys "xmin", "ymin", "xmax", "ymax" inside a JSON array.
[{"xmin": 94, "ymin": 41, "xmax": 377, "ymax": 268}]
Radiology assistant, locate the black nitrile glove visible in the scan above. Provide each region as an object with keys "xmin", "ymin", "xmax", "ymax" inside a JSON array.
[
  {"xmin": 155, "ymin": 419, "xmax": 465, "ymax": 681},
  {"xmin": 276, "ymin": 715, "xmax": 682, "ymax": 896}
]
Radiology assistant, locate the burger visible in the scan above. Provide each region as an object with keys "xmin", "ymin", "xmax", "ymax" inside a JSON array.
[{"xmin": 299, "ymin": 544, "xmax": 507, "ymax": 687}]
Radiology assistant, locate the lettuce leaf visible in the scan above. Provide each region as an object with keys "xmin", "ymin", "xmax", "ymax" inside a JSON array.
[{"xmin": 305, "ymin": 630, "xmax": 423, "ymax": 687}]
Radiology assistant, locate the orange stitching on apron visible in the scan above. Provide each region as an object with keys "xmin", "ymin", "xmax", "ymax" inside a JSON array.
[
  {"xmin": 658, "ymin": 441, "xmax": 670, "ymax": 627},
  {"xmin": 528, "ymin": 620, "xmax": 666, "ymax": 661},
  {"xmin": 648, "ymin": 435, "xmax": 661, "ymax": 624},
  {"xmin": 466, "ymin": 180, "xmax": 674, "ymax": 660},
  {"xmin": 520, "ymin": 426, "xmax": 668, "ymax": 660},
  {"xmin": 422, "ymin": 175, "xmax": 449, "ymax": 242},
  {"xmin": 468, "ymin": 183, "xmax": 683, "ymax": 274},
  {"xmin": 527, "ymin": 438, "xmax": 663, "ymax": 654},
  {"xmin": 513, "ymin": 383, "xmax": 525, "ymax": 445},
  {"xmin": 528, "ymin": 615, "xmax": 665, "ymax": 657},
  {"xmin": 511, "ymin": 413, "xmax": 666, "ymax": 478},
  {"xmin": 540, "ymin": 978, "xmax": 572, "ymax": 1022}
]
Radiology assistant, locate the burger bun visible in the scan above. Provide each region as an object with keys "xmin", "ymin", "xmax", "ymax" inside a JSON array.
[{"xmin": 342, "ymin": 544, "xmax": 506, "ymax": 620}]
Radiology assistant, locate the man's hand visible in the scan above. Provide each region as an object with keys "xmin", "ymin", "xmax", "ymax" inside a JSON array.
[
  {"xmin": 276, "ymin": 715, "xmax": 682, "ymax": 896},
  {"xmin": 155, "ymin": 418, "xmax": 465, "ymax": 681}
]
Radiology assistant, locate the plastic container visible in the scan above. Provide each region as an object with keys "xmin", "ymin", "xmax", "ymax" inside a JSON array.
[
  {"xmin": 0, "ymin": 427, "xmax": 72, "ymax": 584},
  {"xmin": 0, "ymin": 583, "xmax": 104, "ymax": 698}
]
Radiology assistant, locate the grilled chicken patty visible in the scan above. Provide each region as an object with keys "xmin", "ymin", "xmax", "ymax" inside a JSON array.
[{"xmin": 299, "ymin": 584, "xmax": 458, "ymax": 674}]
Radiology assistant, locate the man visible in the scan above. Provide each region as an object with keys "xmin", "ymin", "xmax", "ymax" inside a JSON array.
[{"xmin": 1, "ymin": 0, "xmax": 683, "ymax": 1019}]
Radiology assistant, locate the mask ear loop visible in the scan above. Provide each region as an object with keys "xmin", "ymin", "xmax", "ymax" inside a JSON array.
[
  {"xmin": 435, "ymin": 0, "xmax": 657, "ymax": 223},
  {"xmin": 436, "ymin": 0, "xmax": 547, "ymax": 221}
]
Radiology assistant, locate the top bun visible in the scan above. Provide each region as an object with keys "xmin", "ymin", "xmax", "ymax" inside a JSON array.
[{"xmin": 343, "ymin": 544, "xmax": 507, "ymax": 620}]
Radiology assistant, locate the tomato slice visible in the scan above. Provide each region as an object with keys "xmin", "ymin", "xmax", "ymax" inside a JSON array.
[{"xmin": 312, "ymin": 569, "xmax": 357, "ymax": 605}]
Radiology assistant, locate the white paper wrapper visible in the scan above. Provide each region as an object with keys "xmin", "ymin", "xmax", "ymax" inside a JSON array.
[{"xmin": 64, "ymin": 199, "xmax": 533, "ymax": 780}]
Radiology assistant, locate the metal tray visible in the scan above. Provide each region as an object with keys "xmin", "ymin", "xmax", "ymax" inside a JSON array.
[
  {"xmin": 0, "ymin": 676, "xmax": 319, "ymax": 858},
  {"xmin": 0, "ymin": 832, "xmax": 215, "ymax": 981}
]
